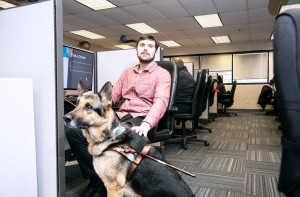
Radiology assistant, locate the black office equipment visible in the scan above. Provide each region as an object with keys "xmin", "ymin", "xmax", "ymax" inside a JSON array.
[{"xmin": 63, "ymin": 45, "xmax": 95, "ymax": 91}]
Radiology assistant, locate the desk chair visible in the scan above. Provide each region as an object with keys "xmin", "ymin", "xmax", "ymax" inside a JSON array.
[
  {"xmin": 218, "ymin": 80, "xmax": 237, "ymax": 116},
  {"xmin": 208, "ymin": 79, "xmax": 218, "ymax": 122},
  {"xmin": 197, "ymin": 75, "xmax": 212, "ymax": 133},
  {"xmin": 167, "ymin": 70, "xmax": 209, "ymax": 149},
  {"xmin": 274, "ymin": 9, "xmax": 300, "ymax": 197}
]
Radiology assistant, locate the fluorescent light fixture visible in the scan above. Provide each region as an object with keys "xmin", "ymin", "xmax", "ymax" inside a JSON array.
[
  {"xmin": 280, "ymin": 4, "xmax": 300, "ymax": 13},
  {"xmin": 76, "ymin": 0, "xmax": 117, "ymax": 10},
  {"xmin": 194, "ymin": 14, "xmax": 223, "ymax": 28},
  {"xmin": 70, "ymin": 30, "xmax": 105, "ymax": 39},
  {"xmin": 126, "ymin": 23, "xmax": 158, "ymax": 34},
  {"xmin": 211, "ymin": 36, "xmax": 231, "ymax": 44},
  {"xmin": 114, "ymin": 45, "xmax": 134, "ymax": 49},
  {"xmin": 160, "ymin": 41, "xmax": 181, "ymax": 47},
  {"xmin": 0, "ymin": 0, "xmax": 16, "ymax": 8}
]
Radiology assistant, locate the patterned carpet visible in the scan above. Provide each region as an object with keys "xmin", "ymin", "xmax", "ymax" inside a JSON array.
[{"xmin": 65, "ymin": 110, "xmax": 285, "ymax": 197}]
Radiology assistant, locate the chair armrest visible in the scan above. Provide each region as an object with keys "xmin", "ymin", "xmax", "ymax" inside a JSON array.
[{"xmin": 166, "ymin": 106, "xmax": 178, "ymax": 112}]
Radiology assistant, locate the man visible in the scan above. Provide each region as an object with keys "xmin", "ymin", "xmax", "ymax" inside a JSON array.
[
  {"xmin": 173, "ymin": 58, "xmax": 195, "ymax": 113},
  {"xmin": 78, "ymin": 40, "xmax": 91, "ymax": 50},
  {"xmin": 66, "ymin": 35, "xmax": 171, "ymax": 197}
]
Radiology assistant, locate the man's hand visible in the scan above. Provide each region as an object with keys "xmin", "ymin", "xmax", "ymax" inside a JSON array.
[{"xmin": 132, "ymin": 122, "xmax": 151, "ymax": 137}]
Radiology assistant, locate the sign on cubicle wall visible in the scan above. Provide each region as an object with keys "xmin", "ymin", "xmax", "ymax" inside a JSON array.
[{"xmin": 97, "ymin": 48, "xmax": 161, "ymax": 89}]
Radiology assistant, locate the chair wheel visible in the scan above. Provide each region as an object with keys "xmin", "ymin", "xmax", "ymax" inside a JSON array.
[{"xmin": 204, "ymin": 142, "xmax": 209, "ymax": 146}]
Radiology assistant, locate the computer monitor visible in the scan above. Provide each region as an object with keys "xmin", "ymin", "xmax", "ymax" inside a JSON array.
[{"xmin": 63, "ymin": 45, "xmax": 95, "ymax": 91}]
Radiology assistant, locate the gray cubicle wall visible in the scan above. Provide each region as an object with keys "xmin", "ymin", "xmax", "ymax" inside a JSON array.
[{"xmin": 0, "ymin": 1, "xmax": 64, "ymax": 196}]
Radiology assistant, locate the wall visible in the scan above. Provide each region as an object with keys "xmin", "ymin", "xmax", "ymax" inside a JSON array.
[{"xmin": 0, "ymin": 1, "xmax": 63, "ymax": 196}]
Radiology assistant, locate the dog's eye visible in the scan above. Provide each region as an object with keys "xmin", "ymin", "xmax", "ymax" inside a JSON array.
[{"xmin": 84, "ymin": 103, "xmax": 93, "ymax": 111}]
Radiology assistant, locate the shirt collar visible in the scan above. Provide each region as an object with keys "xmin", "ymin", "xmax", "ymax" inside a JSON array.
[{"xmin": 133, "ymin": 62, "xmax": 157, "ymax": 73}]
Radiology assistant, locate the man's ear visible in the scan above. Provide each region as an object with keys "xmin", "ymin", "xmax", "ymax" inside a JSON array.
[
  {"xmin": 98, "ymin": 81, "xmax": 112, "ymax": 102},
  {"xmin": 77, "ymin": 79, "xmax": 88, "ymax": 96}
]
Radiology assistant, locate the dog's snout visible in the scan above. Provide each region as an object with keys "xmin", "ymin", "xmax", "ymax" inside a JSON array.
[{"xmin": 63, "ymin": 115, "xmax": 72, "ymax": 124}]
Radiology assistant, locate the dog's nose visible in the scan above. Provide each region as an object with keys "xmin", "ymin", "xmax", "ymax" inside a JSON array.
[{"xmin": 63, "ymin": 115, "xmax": 72, "ymax": 124}]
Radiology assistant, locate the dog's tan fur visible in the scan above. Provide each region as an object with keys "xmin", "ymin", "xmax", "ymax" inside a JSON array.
[
  {"xmin": 64, "ymin": 81, "xmax": 139, "ymax": 197},
  {"xmin": 64, "ymin": 80, "xmax": 195, "ymax": 197}
]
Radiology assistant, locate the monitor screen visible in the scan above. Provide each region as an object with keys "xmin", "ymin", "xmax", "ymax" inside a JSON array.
[{"xmin": 63, "ymin": 45, "xmax": 95, "ymax": 90}]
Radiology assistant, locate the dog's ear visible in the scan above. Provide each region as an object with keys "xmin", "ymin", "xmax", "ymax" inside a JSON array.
[
  {"xmin": 98, "ymin": 81, "xmax": 112, "ymax": 102},
  {"xmin": 77, "ymin": 79, "xmax": 88, "ymax": 96}
]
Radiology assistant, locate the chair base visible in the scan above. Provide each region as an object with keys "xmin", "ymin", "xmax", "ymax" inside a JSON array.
[{"xmin": 166, "ymin": 127, "xmax": 209, "ymax": 149}]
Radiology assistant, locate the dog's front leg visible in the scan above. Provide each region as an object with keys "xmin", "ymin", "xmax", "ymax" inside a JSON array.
[{"xmin": 105, "ymin": 175, "xmax": 126, "ymax": 197}]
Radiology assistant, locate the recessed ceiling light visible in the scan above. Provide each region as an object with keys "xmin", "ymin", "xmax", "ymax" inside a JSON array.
[
  {"xmin": 114, "ymin": 45, "xmax": 134, "ymax": 49},
  {"xmin": 194, "ymin": 14, "xmax": 223, "ymax": 28},
  {"xmin": 125, "ymin": 23, "xmax": 158, "ymax": 34},
  {"xmin": 211, "ymin": 36, "xmax": 231, "ymax": 44},
  {"xmin": 0, "ymin": 0, "xmax": 16, "ymax": 9},
  {"xmin": 70, "ymin": 30, "xmax": 105, "ymax": 39},
  {"xmin": 280, "ymin": 4, "xmax": 300, "ymax": 13},
  {"xmin": 160, "ymin": 41, "xmax": 181, "ymax": 47},
  {"xmin": 76, "ymin": 0, "xmax": 117, "ymax": 10}
]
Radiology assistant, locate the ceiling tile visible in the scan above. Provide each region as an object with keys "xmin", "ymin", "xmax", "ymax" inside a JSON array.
[
  {"xmin": 249, "ymin": 22, "xmax": 274, "ymax": 34},
  {"xmin": 249, "ymin": 8, "xmax": 276, "ymax": 23},
  {"xmin": 169, "ymin": 17, "xmax": 201, "ymax": 30},
  {"xmin": 75, "ymin": 12, "xmax": 119, "ymax": 27},
  {"xmin": 214, "ymin": 0, "xmax": 247, "ymax": 13},
  {"xmin": 179, "ymin": 0, "xmax": 217, "ymax": 15},
  {"xmin": 220, "ymin": 10, "xmax": 248, "ymax": 26},
  {"xmin": 248, "ymin": 0, "xmax": 269, "ymax": 9},
  {"xmin": 149, "ymin": 0, "xmax": 190, "ymax": 19},
  {"xmin": 100, "ymin": 8, "xmax": 140, "ymax": 24},
  {"xmin": 122, "ymin": 4, "xmax": 165, "ymax": 21}
]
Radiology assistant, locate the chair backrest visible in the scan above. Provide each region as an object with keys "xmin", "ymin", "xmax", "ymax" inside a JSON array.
[
  {"xmin": 274, "ymin": 9, "xmax": 300, "ymax": 196},
  {"xmin": 209, "ymin": 79, "xmax": 218, "ymax": 107},
  {"xmin": 192, "ymin": 70, "xmax": 207, "ymax": 119},
  {"xmin": 202, "ymin": 75, "xmax": 213, "ymax": 112},
  {"xmin": 230, "ymin": 80, "xmax": 237, "ymax": 102},
  {"xmin": 149, "ymin": 61, "xmax": 178, "ymax": 142}
]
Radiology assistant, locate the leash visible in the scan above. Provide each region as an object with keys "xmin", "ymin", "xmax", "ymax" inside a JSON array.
[{"xmin": 108, "ymin": 145, "xmax": 196, "ymax": 177}]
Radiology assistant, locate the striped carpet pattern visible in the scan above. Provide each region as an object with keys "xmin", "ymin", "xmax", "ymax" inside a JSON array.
[{"xmin": 65, "ymin": 110, "xmax": 285, "ymax": 197}]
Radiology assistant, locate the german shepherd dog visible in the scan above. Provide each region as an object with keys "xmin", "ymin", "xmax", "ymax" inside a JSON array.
[{"xmin": 64, "ymin": 80, "xmax": 195, "ymax": 197}]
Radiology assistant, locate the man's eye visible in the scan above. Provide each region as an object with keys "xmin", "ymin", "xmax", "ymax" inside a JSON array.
[{"xmin": 84, "ymin": 103, "xmax": 93, "ymax": 110}]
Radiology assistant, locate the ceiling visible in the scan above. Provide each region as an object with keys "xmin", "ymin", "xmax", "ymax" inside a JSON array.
[{"xmin": 5, "ymin": 0, "xmax": 300, "ymax": 55}]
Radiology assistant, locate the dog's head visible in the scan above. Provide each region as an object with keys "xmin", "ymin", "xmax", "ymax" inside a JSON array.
[{"xmin": 64, "ymin": 80, "xmax": 118, "ymax": 141}]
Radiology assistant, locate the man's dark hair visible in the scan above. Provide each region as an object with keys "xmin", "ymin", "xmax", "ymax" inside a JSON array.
[
  {"xmin": 136, "ymin": 35, "xmax": 160, "ymax": 51},
  {"xmin": 78, "ymin": 40, "xmax": 90, "ymax": 47}
]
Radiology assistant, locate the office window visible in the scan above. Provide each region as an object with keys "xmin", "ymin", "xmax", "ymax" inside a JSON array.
[
  {"xmin": 200, "ymin": 54, "xmax": 232, "ymax": 83},
  {"xmin": 233, "ymin": 52, "xmax": 268, "ymax": 83}
]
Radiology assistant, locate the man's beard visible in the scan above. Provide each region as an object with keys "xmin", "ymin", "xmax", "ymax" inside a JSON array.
[{"xmin": 138, "ymin": 54, "xmax": 155, "ymax": 64}]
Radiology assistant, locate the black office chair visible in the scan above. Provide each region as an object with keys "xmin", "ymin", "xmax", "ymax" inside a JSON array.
[
  {"xmin": 274, "ymin": 9, "xmax": 300, "ymax": 197},
  {"xmin": 197, "ymin": 75, "xmax": 212, "ymax": 133},
  {"xmin": 218, "ymin": 80, "xmax": 237, "ymax": 116},
  {"xmin": 148, "ymin": 61, "xmax": 179, "ymax": 146},
  {"xmin": 167, "ymin": 70, "xmax": 209, "ymax": 149},
  {"xmin": 208, "ymin": 79, "xmax": 218, "ymax": 122}
]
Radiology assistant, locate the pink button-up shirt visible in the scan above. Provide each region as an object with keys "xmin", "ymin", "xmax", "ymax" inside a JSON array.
[{"xmin": 112, "ymin": 62, "xmax": 171, "ymax": 128}]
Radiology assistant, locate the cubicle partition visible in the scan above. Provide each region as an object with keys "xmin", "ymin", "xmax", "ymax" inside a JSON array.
[{"xmin": 0, "ymin": 1, "xmax": 64, "ymax": 196}]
